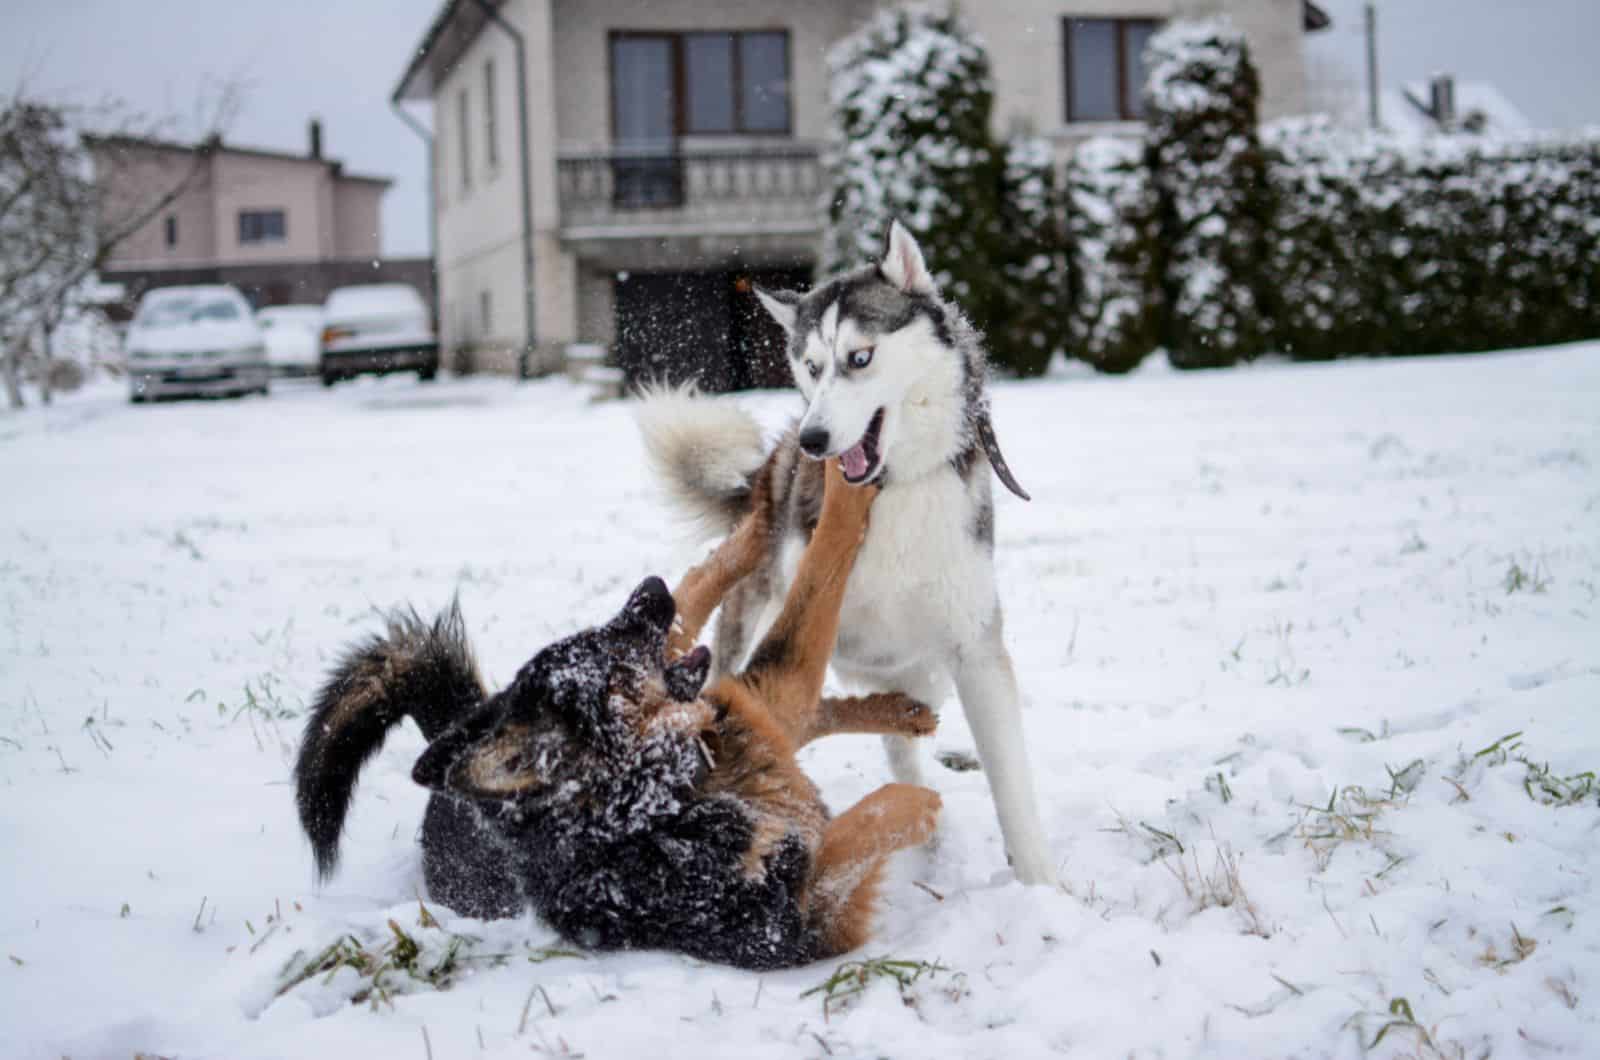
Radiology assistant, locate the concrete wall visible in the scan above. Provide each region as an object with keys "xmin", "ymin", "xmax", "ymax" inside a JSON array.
[
  {"xmin": 96, "ymin": 147, "xmax": 217, "ymax": 270},
  {"xmin": 207, "ymin": 152, "xmax": 331, "ymax": 264},
  {"xmin": 332, "ymin": 180, "xmax": 385, "ymax": 259},
  {"xmin": 969, "ymin": 0, "xmax": 1309, "ymax": 150},
  {"xmin": 549, "ymin": 0, "xmax": 873, "ymax": 149}
]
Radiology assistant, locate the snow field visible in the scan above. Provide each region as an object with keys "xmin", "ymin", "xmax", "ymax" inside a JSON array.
[{"xmin": 2, "ymin": 344, "xmax": 1597, "ymax": 1058}]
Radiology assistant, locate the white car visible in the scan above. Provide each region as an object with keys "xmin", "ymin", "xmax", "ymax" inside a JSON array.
[
  {"xmin": 319, "ymin": 284, "xmax": 438, "ymax": 386},
  {"xmin": 256, "ymin": 305, "xmax": 324, "ymax": 377},
  {"xmin": 125, "ymin": 285, "xmax": 270, "ymax": 402}
]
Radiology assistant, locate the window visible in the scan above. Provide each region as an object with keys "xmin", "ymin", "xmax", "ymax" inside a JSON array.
[
  {"xmin": 610, "ymin": 30, "xmax": 792, "ymax": 139},
  {"xmin": 1064, "ymin": 18, "xmax": 1160, "ymax": 122},
  {"xmin": 484, "ymin": 59, "xmax": 499, "ymax": 170},
  {"xmin": 458, "ymin": 87, "xmax": 472, "ymax": 192},
  {"xmin": 238, "ymin": 209, "xmax": 286, "ymax": 244},
  {"xmin": 164, "ymin": 215, "xmax": 177, "ymax": 248}
]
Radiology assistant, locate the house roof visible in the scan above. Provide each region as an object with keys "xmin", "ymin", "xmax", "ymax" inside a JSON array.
[
  {"xmin": 393, "ymin": 0, "xmax": 502, "ymax": 103},
  {"xmin": 81, "ymin": 133, "xmax": 394, "ymax": 186},
  {"xmin": 1381, "ymin": 81, "xmax": 1531, "ymax": 138}
]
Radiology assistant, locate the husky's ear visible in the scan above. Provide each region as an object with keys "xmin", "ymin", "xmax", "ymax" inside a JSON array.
[
  {"xmin": 413, "ymin": 717, "xmax": 546, "ymax": 800},
  {"xmin": 880, "ymin": 220, "xmax": 936, "ymax": 296},
  {"xmin": 753, "ymin": 285, "xmax": 800, "ymax": 334}
]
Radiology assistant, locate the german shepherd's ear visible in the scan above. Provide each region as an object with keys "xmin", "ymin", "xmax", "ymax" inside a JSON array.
[
  {"xmin": 413, "ymin": 716, "xmax": 546, "ymax": 800},
  {"xmin": 753, "ymin": 285, "xmax": 800, "ymax": 334},
  {"xmin": 880, "ymin": 220, "xmax": 936, "ymax": 296}
]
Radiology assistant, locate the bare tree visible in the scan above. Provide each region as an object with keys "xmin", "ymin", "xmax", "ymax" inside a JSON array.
[{"xmin": 0, "ymin": 85, "xmax": 238, "ymax": 408}]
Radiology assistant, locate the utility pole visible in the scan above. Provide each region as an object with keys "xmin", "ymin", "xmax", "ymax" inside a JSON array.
[{"xmin": 1365, "ymin": 2, "xmax": 1381, "ymax": 130}]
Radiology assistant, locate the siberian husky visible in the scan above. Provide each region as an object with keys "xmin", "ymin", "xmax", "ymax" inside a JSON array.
[{"xmin": 636, "ymin": 222, "xmax": 1056, "ymax": 885}]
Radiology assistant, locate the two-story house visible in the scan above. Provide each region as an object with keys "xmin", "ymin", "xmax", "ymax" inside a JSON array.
[
  {"xmin": 395, "ymin": 0, "xmax": 1329, "ymax": 387},
  {"xmin": 89, "ymin": 122, "xmax": 433, "ymax": 312}
]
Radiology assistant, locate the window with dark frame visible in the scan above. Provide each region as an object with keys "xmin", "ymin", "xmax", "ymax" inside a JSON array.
[
  {"xmin": 164, "ymin": 215, "xmax": 177, "ymax": 248},
  {"xmin": 238, "ymin": 209, "xmax": 286, "ymax": 244},
  {"xmin": 458, "ymin": 87, "xmax": 472, "ymax": 192},
  {"xmin": 1063, "ymin": 17, "xmax": 1161, "ymax": 123},
  {"xmin": 610, "ymin": 30, "xmax": 792, "ymax": 140},
  {"xmin": 484, "ymin": 59, "xmax": 499, "ymax": 170}
]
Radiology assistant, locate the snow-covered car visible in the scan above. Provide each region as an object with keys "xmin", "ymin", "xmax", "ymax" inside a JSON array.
[
  {"xmin": 318, "ymin": 284, "xmax": 438, "ymax": 386},
  {"xmin": 255, "ymin": 305, "xmax": 324, "ymax": 377},
  {"xmin": 125, "ymin": 285, "xmax": 270, "ymax": 402}
]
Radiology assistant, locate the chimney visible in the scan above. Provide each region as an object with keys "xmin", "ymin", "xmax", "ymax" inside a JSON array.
[
  {"xmin": 1429, "ymin": 75, "xmax": 1456, "ymax": 131},
  {"xmin": 308, "ymin": 118, "xmax": 323, "ymax": 160}
]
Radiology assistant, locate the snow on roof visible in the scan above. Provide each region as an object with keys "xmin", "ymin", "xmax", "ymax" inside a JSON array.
[{"xmin": 1381, "ymin": 81, "xmax": 1532, "ymax": 139}]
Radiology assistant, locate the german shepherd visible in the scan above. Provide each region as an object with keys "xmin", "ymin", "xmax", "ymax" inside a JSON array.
[{"xmin": 294, "ymin": 460, "xmax": 940, "ymax": 970}]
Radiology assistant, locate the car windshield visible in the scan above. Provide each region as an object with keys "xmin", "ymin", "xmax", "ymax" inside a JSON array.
[{"xmin": 139, "ymin": 297, "xmax": 242, "ymax": 327}]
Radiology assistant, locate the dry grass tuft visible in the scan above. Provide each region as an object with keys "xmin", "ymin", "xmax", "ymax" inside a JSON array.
[{"xmin": 1163, "ymin": 844, "xmax": 1272, "ymax": 938}]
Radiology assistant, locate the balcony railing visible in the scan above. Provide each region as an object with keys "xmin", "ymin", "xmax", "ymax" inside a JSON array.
[{"xmin": 556, "ymin": 144, "xmax": 823, "ymax": 233}]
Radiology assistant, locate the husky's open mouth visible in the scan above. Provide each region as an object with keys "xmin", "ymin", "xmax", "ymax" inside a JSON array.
[{"xmin": 839, "ymin": 408, "xmax": 886, "ymax": 484}]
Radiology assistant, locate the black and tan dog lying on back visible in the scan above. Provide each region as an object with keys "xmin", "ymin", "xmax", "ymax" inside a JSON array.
[{"xmin": 294, "ymin": 461, "xmax": 941, "ymax": 970}]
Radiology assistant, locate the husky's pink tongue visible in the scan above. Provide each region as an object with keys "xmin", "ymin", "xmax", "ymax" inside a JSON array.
[{"xmin": 840, "ymin": 442, "xmax": 869, "ymax": 479}]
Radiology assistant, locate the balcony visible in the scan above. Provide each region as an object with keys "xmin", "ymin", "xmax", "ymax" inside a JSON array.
[{"xmin": 555, "ymin": 144, "xmax": 824, "ymax": 267}]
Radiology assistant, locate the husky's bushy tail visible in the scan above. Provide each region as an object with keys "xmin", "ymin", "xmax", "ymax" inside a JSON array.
[
  {"xmin": 634, "ymin": 385, "xmax": 768, "ymax": 541},
  {"xmin": 294, "ymin": 602, "xmax": 485, "ymax": 881}
]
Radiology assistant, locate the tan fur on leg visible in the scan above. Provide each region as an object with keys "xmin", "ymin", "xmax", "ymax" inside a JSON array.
[
  {"xmin": 739, "ymin": 461, "xmax": 876, "ymax": 742},
  {"xmin": 667, "ymin": 475, "xmax": 773, "ymax": 660},
  {"xmin": 802, "ymin": 693, "xmax": 936, "ymax": 746},
  {"xmin": 808, "ymin": 783, "xmax": 942, "ymax": 955}
]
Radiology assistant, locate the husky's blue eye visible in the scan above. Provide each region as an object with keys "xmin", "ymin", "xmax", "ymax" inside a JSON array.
[
  {"xmin": 848, "ymin": 346, "xmax": 874, "ymax": 370},
  {"xmin": 807, "ymin": 361, "xmax": 821, "ymax": 380}
]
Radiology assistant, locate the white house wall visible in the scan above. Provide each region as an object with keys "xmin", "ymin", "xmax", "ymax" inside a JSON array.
[
  {"xmin": 432, "ymin": 0, "xmax": 579, "ymax": 369},
  {"xmin": 968, "ymin": 0, "xmax": 1308, "ymax": 150}
]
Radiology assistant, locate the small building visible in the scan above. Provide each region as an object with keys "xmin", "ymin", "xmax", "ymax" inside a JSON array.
[
  {"xmin": 87, "ymin": 122, "xmax": 433, "ymax": 314},
  {"xmin": 394, "ymin": 0, "xmax": 1331, "ymax": 389}
]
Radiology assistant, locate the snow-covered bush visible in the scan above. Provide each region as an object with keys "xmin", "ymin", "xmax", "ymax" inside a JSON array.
[
  {"xmin": 1264, "ymin": 118, "xmax": 1600, "ymax": 358},
  {"xmin": 1064, "ymin": 136, "xmax": 1162, "ymax": 374},
  {"xmin": 1143, "ymin": 19, "xmax": 1274, "ymax": 369},
  {"xmin": 825, "ymin": 5, "xmax": 1046, "ymax": 374},
  {"xmin": 992, "ymin": 136, "xmax": 1070, "ymax": 377}
]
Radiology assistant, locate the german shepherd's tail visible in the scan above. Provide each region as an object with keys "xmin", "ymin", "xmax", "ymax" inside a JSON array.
[
  {"xmin": 635, "ymin": 384, "xmax": 768, "ymax": 541},
  {"xmin": 294, "ymin": 601, "xmax": 486, "ymax": 881}
]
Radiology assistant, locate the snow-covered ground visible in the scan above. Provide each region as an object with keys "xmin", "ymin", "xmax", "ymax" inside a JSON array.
[{"xmin": 3, "ymin": 345, "xmax": 1597, "ymax": 1059}]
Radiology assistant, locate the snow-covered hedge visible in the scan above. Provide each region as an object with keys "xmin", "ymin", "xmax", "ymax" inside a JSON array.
[
  {"xmin": 1263, "ymin": 118, "xmax": 1600, "ymax": 358},
  {"xmin": 824, "ymin": 5, "xmax": 1058, "ymax": 376},
  {"xmin": 992, "ymin": 136, "xmax": 1070, "ymax": 377},
  {"xmin": 1064, "ymin": 136, "xmax": 1162, "ymax": 374},
  {"xmin": 1143, "ymin": 19, "xmax": 1274, "ymax": 369}
]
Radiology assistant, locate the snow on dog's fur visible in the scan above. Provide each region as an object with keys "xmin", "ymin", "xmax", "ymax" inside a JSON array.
[
  {"xmin": 294, "ymin": 461, "xmax": 942, "ymax": 969},
  {"xmin": 636, "ymin": 221, "xmax": 1057, "ymax": 885}
]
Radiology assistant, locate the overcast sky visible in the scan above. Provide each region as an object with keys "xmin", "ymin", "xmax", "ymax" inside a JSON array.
[{"xmin": 4, "ymin": 0, "xmax": 1597, "ymax": 259}]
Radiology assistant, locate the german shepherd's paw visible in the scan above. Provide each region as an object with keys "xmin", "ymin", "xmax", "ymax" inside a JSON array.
[
  {"xmin": 859, "ymin": 782, "xmax": 942, "ymax": 848},
  {"xmin": 888, "ymin": 694, "xmax": 937, "ymax": 737},
  {"xmin": 897, "ymin": 784, "xmax": 944, "ymax": 847},
  {"xmin": 820, "ymin": 457, "xmax": 879, "ymax": 533}
]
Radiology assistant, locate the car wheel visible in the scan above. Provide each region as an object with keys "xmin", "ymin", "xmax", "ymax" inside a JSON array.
[
  {"xmin": 129, "ymin": 391, "xmax": 147, "ymax": 404},
  {"xmin": 321, "ymin": 371, "xmax": 339, "ymax": 388},
  {"xmin": 418, "ymin": 364, "xmax": 438, "ymax": 383}
]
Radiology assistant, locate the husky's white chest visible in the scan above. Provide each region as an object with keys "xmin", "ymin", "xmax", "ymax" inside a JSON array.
[{"xmin": 778, "ymin": 469, "xmax": 996, "ymax": 674}]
